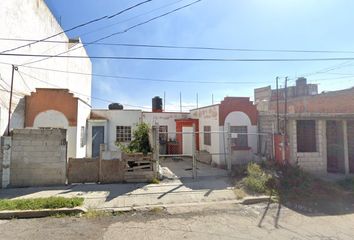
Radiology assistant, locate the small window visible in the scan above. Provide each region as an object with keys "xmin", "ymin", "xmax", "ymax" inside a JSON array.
[
  {"xmin": 159, "ymin": 125, "xmax": 168, "ymax": 143},
  {"xmin": 116, "ymin": 126, "xmax": 132, "ymax": 142},
  {"xmin": 230, "ymin": 126, "xmax": 248, "ymax": 148},
  {"xmin": 297, "ymin": 120, "xmax": 316, "ymax": 152},
  {"xmin": 80, "ymin": 126, "xmax": 85, "ymax": 147},
  {"xmin": 204, "ymin": 126, "xmax": 211, "ymax": 146}
]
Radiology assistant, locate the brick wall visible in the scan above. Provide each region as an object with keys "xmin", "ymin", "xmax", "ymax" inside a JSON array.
[{"xmin": 10, "ymin": 128, "xmax": 67, "ymax": 187}]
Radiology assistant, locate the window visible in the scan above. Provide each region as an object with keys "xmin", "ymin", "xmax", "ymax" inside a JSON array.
[
  {"xmin": 230, "ymin": 126, "xmax": 248, "ymax": 149},
  {"xmin": 204, "ymin": 126, "xmax": 211, "ymax": 145},
  {"xmin": 116, "ymin": 126, "xmax": 132, "ymax": 142},
  {"xmin": 80, "ymin": 126, "xmax": 85, "ymax": 147},
  {"xmin": 159, "ymin": 125, "xmax": 168, "ymax": 143},
  {"xmin": 297, "ymin": 120, "xmax": 316, "ymax": 152}
]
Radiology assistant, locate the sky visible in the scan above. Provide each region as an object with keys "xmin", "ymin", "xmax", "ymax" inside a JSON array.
[{"xmin": 45, "ymin": 0, "xmax": 354, "ymax": 111}]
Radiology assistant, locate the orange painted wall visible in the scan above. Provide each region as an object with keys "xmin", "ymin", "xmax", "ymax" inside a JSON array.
[
  {"xmin": 219, "ymin": 97, "xmax": 258, "ymax": 126},
  {"xmin": 25, "ymin": 88, "xmax": 78, "ymax": 127}
]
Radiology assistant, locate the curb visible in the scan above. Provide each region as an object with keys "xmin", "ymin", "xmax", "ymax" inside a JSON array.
[
  {"xmin": 0, "ymin": 207, "xmax": 87, "ymax": 219},
  {"xmin": 240, "ymin": 196, "xmax": 274, "ymax": 205}
]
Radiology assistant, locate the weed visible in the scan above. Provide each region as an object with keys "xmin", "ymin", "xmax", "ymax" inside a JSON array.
[
  {"xmin": 0, "ymin": 197, "xmax": 84, "ymax": 211},
  {"xmin": 150, "ymin": 177, "xmax": 160, "ymax": 184},
  {"xmin": 234, "ymin": 188, "xmax": 246, "ymax": 200}
]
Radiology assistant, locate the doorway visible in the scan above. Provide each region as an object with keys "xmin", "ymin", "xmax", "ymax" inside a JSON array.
[
  {"xmin": 92, "ymin": 126, "xmax": 104, "ymax": 158},
  {"xmin": 326, "ymin": 120, "xmax": 345, "ymax": 173}
]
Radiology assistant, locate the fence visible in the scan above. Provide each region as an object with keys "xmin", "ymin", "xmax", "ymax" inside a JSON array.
[
  {"xmin": 67, "ymin": 149, "xmax": 155, "ymax": 184},
  {"xmin": 151, "ymin": 123, "xmax": 272, "ymax": 179}
]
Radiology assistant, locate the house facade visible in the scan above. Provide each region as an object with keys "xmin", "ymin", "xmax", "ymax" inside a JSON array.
[
  {"xmin": 0, "ymin": 0, "xmax": 92, "ymax": 158},
  {"xmin": 255, "ymin": 78, "xmax": 354, "ymax": 175},
  {"xmin": 86, "ymin": 97, "xmax": 259, "ymax": 168}
]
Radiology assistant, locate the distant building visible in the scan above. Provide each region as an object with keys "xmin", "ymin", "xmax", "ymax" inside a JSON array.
[{"xmin": 255, "ymin": 80, "xmax": 354, "ymax": 175}]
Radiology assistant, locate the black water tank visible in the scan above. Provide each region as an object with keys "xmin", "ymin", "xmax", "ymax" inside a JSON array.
[
  {"xmin": 152, "ymin": 96, "xmax": 163, "ymax": 112},
  {"xmin": 108, "ymin": 103, "xmax": 123, "ymax": 110}
]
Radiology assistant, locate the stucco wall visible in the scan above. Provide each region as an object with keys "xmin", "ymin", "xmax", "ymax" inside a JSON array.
[
  {"xmin": 90, "ymin": 110, "xmax": 142, "ymax": 151},
  {"xmin": 76, "ymin": 100, "xmax": 91, "ymax": 157},
  {"xmin": 190, "ymin": 105, "xmax": 220, "ymax": 164},
  {"xmin": 0, "ymin": 0, "xmax": 92, "ymax": 136},
  {"xmin": 10, "ymin": 128, "xmax": 67, "ymax": 187}
]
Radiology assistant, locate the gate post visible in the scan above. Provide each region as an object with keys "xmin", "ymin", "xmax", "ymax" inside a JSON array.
[
  {"xmin": 227, "ymin": 123, "xmax": 232, "ymax": 175},
  {"xmin": 192, "ymin": 123, "xmax": 197, "ymax": 179},
  {"xmin": 152, "ymin": 123, "xmax": 160, "ymax": 177},
  {"xmin": 98, "ymin": 144, "xmax": 106, "ymax": 183}
]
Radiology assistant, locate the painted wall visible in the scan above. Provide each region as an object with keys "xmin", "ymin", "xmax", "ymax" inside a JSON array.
[
  {"xmin": 142, "ymin": 112, "xmax": 189, "ymax": 141},
  {"xmin": 190, "ymin": 105, "xmax": 221, "ymax": 164},
  {"xmin": 90, "ymin": 110, "xmax": 142, "ymax": 152},
  {"xmin": 0, "ymin": 0, "xmax": 92, "ymax": 135},
  {"xmin": 76, "ymin": 100, "xmax": 91, "ymax": 158}
]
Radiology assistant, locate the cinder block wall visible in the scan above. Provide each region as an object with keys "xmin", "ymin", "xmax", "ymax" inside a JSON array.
[
  {"xmin": 258, "ymin": 114, "xmax": 276, "ymax": 158},
  {"xmin": 10, "ymin": 128, "xmax": 67, "ymax": 187}
]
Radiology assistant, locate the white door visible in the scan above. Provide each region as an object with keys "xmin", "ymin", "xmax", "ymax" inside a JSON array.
[{"xmin": 182, "ymin": 126, "xmax": 193, "ymax": 155}]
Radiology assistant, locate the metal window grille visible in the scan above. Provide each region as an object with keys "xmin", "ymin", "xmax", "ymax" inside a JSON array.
[
  {"xmin": 203, "ymin": 125, "xmax": 211, "ymax": 145},
  {"xmin": 230, "ymin": 126, "xmax": 248, "ymax": 148},
  {"xmin": 116, "ymin": 126, "xmax": 132, "ymax": 142}
]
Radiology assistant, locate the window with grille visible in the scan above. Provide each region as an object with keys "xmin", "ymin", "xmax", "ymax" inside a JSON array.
[
  {"xmin": 230, "ymin": 126, "xmax": 248, "ymax": 148},
  {"xmin": 80, "ymin": 126, "xmax": 85, "ymax": 147},
  {"xmin": 297, "ymin": 120, "xmax": 316, "ymax": 152},
  {"xmin": 116, "ymin": 126, "xmax": 132, "ymax": 142},
  {"xmin": 204, "ymin": 126, "xmax": 211, "ymax": 145}
]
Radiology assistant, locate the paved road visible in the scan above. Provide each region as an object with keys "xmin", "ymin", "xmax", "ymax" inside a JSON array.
[{"xmin": 1, "ymin": 203, "xmax": 353, "ymax": 240}]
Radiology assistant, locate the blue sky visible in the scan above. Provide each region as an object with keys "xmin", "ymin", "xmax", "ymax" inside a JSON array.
[{"xmin": 45, "ymin": 0, "xmax": 354, "ymax": 111}]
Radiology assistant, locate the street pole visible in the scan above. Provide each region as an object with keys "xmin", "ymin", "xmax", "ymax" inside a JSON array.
[
  {"xmin": 196, "ymin": 93, "xmax": 198, "ymax": 109},
  {"xmin": 7, "ymin": 65, "xmax": 18, "ymax": 136},
  {"xmin": 179, "ymin": 92, "xmax": 182, "ymax": 112},
  {"xmin": 276, "ymin": 76, "xmax": 279, "ymax": 134}
]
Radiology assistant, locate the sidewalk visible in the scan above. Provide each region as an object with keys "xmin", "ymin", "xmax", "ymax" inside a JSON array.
[{"xmin": 0, "ymin": 176, "xmax": 237, "ymax": 210}]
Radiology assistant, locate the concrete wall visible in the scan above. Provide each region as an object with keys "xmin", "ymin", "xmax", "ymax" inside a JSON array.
[
  {"xmin": 90, "ymin": 110, "xmax": 142, "ymax": 152},
  {"xmin": 142, "ymin": 112, "xmax": 189, "ymax": 141},
  {"xmin": 10, "ymin": 128, "xmax": 67, "ymax": 187},
  {"xmin": 190, "ymin": 105, "xmax": 221, "ymax": 165},
  {"xmin": 288, "ymin": 119, "xmax": 327, "ymax": 175},
  {"xmin": 76, "ymin": 100, "xmax": 91, "ymax": 157},
  {"xmin": 0, "ymin": 0, "xmax": 92, "ymax": 135}
]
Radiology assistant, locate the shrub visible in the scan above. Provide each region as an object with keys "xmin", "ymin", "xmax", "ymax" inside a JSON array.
[
  {"xmin": 117, "ymin": 123, "xmax": 151, "ymax": 155},
  {"xmin": 243, "ymin": 163, "xmax": 272, "ymax": 194},
  {"xmin": 337, "ymin": 177, "xmax": 354, "ymax": 192}
]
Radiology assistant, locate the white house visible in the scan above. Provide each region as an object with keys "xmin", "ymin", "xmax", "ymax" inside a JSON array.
[{"xmin": 0, "ymin": 0, "xmax": 92, "ymax": 158}]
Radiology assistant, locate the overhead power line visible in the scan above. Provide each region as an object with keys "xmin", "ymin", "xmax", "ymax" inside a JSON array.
[
  {"xmin": 0, "ymin": 61, "xmax": 266, "ymax": 84},
  {"xmin": 21, "ymin": 0, "xmax": 202, "ymax": 66},
  {"xmin": 3, "ymin": 38, "xmax": 354, "ymax": 54},
  {"xmin": 18, "ymin": 70, "xmax": 152, "ymax": 109},
  {"xmin": 0, "ymin": 0, "xmax": 152, "ymax": 54},
  {"xmin": 4, "ymin": 53, "xmax": 354, "ymax": 62}
]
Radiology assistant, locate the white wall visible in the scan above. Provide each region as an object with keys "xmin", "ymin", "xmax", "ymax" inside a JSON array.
[
  {"xmin": 0, "ymin": 0, "xmax": 92, "ymax": 135},
  {"xmin": 90, "ymin": 110, "xmax": 142, "ymax": 152},
  {"xmin": 76, "ymin": 100, "xmax": 91, "ymax": 158},
  {"xmin": 142, "ymin": 112, "xmax": 189, "ymax": 141},
  {"xmin": 190, "ymin": 105, "xmax": 221, "ymax": 165}
]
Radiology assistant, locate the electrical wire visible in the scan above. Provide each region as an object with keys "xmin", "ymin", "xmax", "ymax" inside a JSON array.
[
  {"xmin": 21, "ymin": 0, "xmax": 202, "ymax": 66},
  {"xmin": 4, "ymin": 53, "xmax": 354, "ymax": 62},
  {"xmin": 0, "ymin": 0, "xmax": 153, "ymax": 54}
]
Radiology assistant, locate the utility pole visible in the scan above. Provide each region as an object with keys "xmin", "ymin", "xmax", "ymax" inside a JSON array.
[
  {"xmin": 179, "ymin": 92, "xmax": 182, "ymax": 112},
  {"xmin": 163, "ymin": 91, "xmax": 166, "ymax": 112},
  {"xmin": 7, "ymin": 65, "xmax": 18, "ymax": 136},
  {"xmin": 284, "ymin": 77, "xmax": 288, "ymax": 136},
  {"xmin": 212, "ymin": 93, "xmax": 214, "ymax": 105},
  {"xmin": 196, "ymin": 93, "xmax": 198, "ymax": 109},
  {"xmin": 276, "ymin": 77, "xmax": 279, "ymax": 133}
]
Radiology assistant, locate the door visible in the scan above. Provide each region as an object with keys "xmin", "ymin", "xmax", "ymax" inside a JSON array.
[
  {"xmin": 326, "ymin": 120, "xmax": 345, "ymax": 173},
  {"xmin": 92, "ymin": 126, "xmax": 104, "ymax": 158},
  {"xmin": 182, "ymin": 126, "xmax": 193, "ymax": 155}
]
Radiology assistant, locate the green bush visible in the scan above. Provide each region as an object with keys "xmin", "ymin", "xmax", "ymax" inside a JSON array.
[
  {"xmin": 117, "ymin": 123, "xmax": 151, "ymax": 155},
  {"xmin": 337, "ymin": 177, "xmax": 354, "ymax": 192},
  {"xmin": 243, "ymin": 163, "xmax": 272, "ymax": 194},
  {"xmin": 0, "ymin": 197, "xmax": 84, "ymax": 211}
]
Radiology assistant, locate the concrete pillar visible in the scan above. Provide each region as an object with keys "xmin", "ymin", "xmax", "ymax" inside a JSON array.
[
  {"xmin": 319, "ymin": 120, "xmax": 327, "ymax": 174},
  {"xmin": 227, "ymin": 123, "xmax": 232, "ymax": 174},
  {"xmin": 1, "ymin": 136, "xmax": 12, "ymax": 188},
  {"xmin": 343, "ymin": 120, "xmax": 350, "ymax": 175}
]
